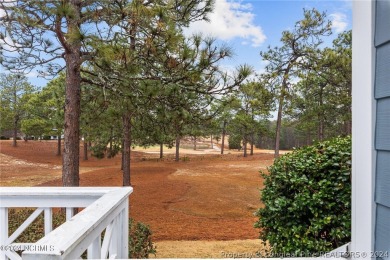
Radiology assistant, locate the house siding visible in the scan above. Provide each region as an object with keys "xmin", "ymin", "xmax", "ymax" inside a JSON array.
[
  {"xmin": 375, "ymin": 0, "xmax": 390, "ymax": 257},
  {"xmin": 375, "ymin": 205, "xmax": 390, "ymax": 255},
  {"xmin": 375, "ymin": 44, "xmax": 390, "ymax": 98},
  {"xmin": 376, "ymin": 151, "xmax": 390, "ymax": 207},
  {"xmin": 376, "ymin": 99, "xmax": 390, "ymax": 150},
  {"xmin": 375, "ymin": 0, "xmax": 390, "ymax": 46}
]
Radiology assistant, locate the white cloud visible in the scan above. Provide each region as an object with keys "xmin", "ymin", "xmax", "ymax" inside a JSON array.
[
  {"xmin": 0, "ymin": 34, "xmax": 19, "ymax": 52},
  {"xmin": 330, "ymin": 12, "xmax": 348, "ymax": 33},
  {"xmin": 0, "ymin": 0, "xmax": 14, "ymax": 18},
  {"xmin": 185, "ymin": 0, "xmax": 266, "ymax": 47},
  {"xmin": 26, "ymin": 71, "xmax": 39, "ymax": 78},
  {"xmin": 1, "ymin": 1, "xmax": 16, "ymax": 51}
]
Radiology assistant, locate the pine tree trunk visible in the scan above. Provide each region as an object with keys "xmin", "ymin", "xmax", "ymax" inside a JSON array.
[
  {"xmin": 62, "ymin": 0, "xmax": 82, "ymax": 187},
  {"xmin": 318, "ymin": 119, "xmax": 324, "ymax": 141},
  {"xmin": 121, "ymin": 139, "xmax": 124, "ymax": 170},
  {"xmin": 160, "ymin": 143, "xmax": 163, "ymax": 159},
  {"xmin": 346, "ymin": 81, "xmax": 352, "ymax": 135},
  {"xmin": 221, "ymin": 120, "xmax": 227, "ymax": 155},
  {"xmin": 120, "ymin": 9, "xmax": 136, "ymax": 185},
  {"xmin": 318, "ymin": 85, "xmax": 324, "ymax": 141},
  {"xmin": 83, "ymin": 138, "xmax": 88, "ymax": 161},
  {"xmin": 243, "ymin": 135, "xmax": 247, "ymax": 157},
  {"xmin": 193, "ymin": 136, "xmax": 197, "ymax": 150},
  {"xmin": 13, "ymin": 115, "xmax": 18, "ymax": 147},
  {"xmin": 175, "ymin": 135, "xmax": 180, "ymax": 162},
  {"xmin": 346, "ymin": 121, "xmax": 352, "ymax": 136},
  {"xmin": 108, "ymin": 128, "xmax": 113, "ymax": 158},
  {"xmin": 306, "ymin": 131, "xmax": 311, "ymax": 146},
  {"xmin": 275, "ymin": 65, "xmax": 292, "ymax": 159},
  {"xmin": 57, "ymin": 134, "xmax": 61, "ymax": 156},
  {"xmin": 122, "ymin": 113, "xmax": 131, "ymax": 186},
  {"xmin": 250, "ymin": 133, "xmax": 254, "ymax": 156},
  {"xmin": 62, "ymin": 57, "xmax": 81, "ymax": 187},
  {"xmin": 344, "ymin": 104, "xmax": 352, "ymax": 135},
  {"xmin": 274, "ymin": 97, "xmax": 283, "ymax": 159},
  {"xmin": 210, "ymin": 135, "xmax": 213, "ymax": 149}
]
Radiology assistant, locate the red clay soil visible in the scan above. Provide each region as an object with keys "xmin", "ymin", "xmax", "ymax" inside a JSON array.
[{"xmin": 0, "ymin": 140, "xmax": 274, "ymax": 241}]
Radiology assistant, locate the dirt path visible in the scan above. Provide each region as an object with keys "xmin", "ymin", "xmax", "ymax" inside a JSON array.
[{"xmin": 0, "ymin": 153, "xmax": 105, "ymax": 186}]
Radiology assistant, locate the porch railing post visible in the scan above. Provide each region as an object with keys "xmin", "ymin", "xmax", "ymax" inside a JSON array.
[
  {"xmin": 0, "ymin": 208, "xmax": 8, "ymax": 260},
  {"xmin": 121, "ymin": 198, "xmax": 129, "ymax": 259}
]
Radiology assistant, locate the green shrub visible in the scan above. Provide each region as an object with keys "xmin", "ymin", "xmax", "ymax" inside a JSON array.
[
  {"xmin": 228, "ymin": 134, "xmax": 242, "ymax": 150},
  {"xmin": 255, "ymin": 136, "xmax": 351, "ymax": 254},
  {"xmin": 129, "ymin": 219, "xmax": 156, "ymax": 258},
  {"xmin": 107, "ymin": 143, "xmax": 121, "ymax": 158},
  {"xmin": 90, "ymin": 143, "xmax": 106, "ymax": 159},
  {"xmin": 0, "ymin": 136, "xmax": 9, "ymax": 140},
  {"xmin": 8, "ymin": 209, "xmax": 156, "ymax": 258}
]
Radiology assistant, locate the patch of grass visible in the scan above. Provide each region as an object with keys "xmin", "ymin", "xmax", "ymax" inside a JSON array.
[{"xmin": 181, "ymin": 156, "xmax": 190, "ymax": 162}]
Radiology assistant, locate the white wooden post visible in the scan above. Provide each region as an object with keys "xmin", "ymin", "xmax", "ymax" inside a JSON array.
[
  {"xmin": 352, "ymin": 0, "xmax": 376, "ymax": 256},
  {"xmin": 116, "ymin": 210, "xmax": 123, "ymax": 258},
  {"xmin": 121, "ymin": 199, "xmax": 129, "ymax": 259},
  {"xmin": 0, "ymin": 208, "xmax": 8, "ymax": 260}
]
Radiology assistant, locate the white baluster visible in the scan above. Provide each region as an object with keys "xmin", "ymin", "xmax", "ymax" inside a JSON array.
[
  {"xmin": 66, "ymin": 208, "xmax": 74, "ymax": 221},
  {"xmin": 87, "ymin": 236, "xmax": 101, "ymax": 259},
  {"xmin": 101, "ymin": 220, "xmax": 114, "ymax": 258},
  {"xmin": 109, "ymin": 217, "xmax": 118, "ymax": 259},
  {"xmin": 4, "ymin": 250, "xmax": 21, "ymax": 260},
  {"xmin": 44, "ymin": 208, "xmax": 52, "ymax": 235}
]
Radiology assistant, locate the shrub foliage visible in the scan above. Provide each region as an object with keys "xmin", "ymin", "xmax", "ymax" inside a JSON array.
[
  {"xmin": 228, "ymin": 133, "xmax": 242, "ymax": 149},
  {"xmin": 129, "ymin": 219, "xmax": 156, "ymax": 258},
  {"xmin": 255, "ymin": 136, "xmax": 351, "ymax": 253}
]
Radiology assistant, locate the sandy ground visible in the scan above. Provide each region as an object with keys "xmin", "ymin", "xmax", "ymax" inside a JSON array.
[
  {"xmin": 0, "ymin": 140, "xmax": 281, "ymax": 257},
  {"xmin": 151, "ymin": 239, "xmax": 271, "ymax": 258},
  {"xmin": 133, "ymin": 142, "xmax": 289, "ymax": 156}
]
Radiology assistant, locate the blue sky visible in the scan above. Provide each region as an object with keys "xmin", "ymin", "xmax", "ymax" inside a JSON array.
[
  {"xmin": 1, "ymin": 0, "xmax": 352, "ymax": 87},
  {"xmin": 185, "ymin": 0, "xmax": 352, "ymax": 76}
]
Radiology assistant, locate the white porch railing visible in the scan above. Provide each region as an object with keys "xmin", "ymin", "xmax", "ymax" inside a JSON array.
[{"xmin": 0, "ymin": 187, "xmax": 133, "ymax": 260}]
